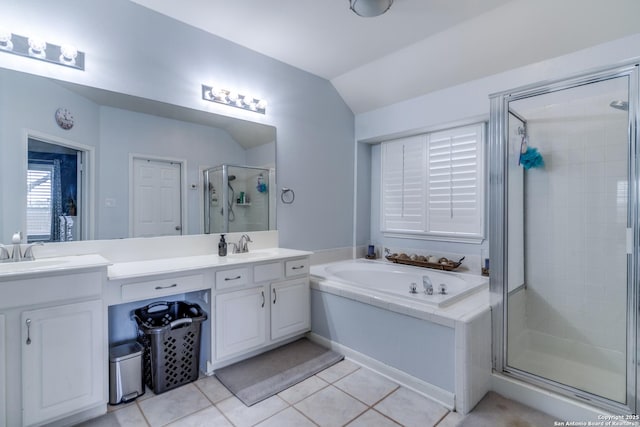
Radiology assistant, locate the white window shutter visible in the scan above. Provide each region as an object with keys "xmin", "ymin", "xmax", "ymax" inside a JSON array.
[
  {"xmin": 381, "ymin": 135, "xmax": 426, "ymax": 232},
  {"xmin": 427, "ymin": 123, "xmax": 484, "ymax": 237},
  {"xmin": 27, "ymin": 164, "xmax": 54, "ymax": 239}
]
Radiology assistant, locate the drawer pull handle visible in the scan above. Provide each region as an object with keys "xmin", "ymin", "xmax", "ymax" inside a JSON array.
[
  {"xmin": 25, "ymin": 318, "xmax": 32, "ymax": 345},
  {"xmin": 155, "ymin": 283, "xmax": 178, "ymax": 290},
  {"xmin": 273, "ymin": 288, "xmax": 277, "ymax": 304},
  {"xmin": 292, "ymin": 265, "xmax": 305, "ymax": 270},
  {"xmin": 261, "ymin": 291, "xmax": 265, "ymax": 308},
  {"xmin": 225, "ymin": 275, "xmax": 242, "ymax": 281}
]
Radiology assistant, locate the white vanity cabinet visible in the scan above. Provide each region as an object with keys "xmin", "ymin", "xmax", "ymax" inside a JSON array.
[
  {"xmin": 270, "ymin": 278, "xmax": 310, "ymax": 341},
  {"xmin": 215, "ymin": 286, "xmax": 267, "ymax": 359},
  {"xmin": 0, "ymin": 264, "xmax": 107, "ymax": 427},
  {"xmin": 213, "ymin": 256, "xmax": 310, "ymax": 366},
  {"xmin": 21, "ymin": 300, "xmax": 103, "ymax": 426}
]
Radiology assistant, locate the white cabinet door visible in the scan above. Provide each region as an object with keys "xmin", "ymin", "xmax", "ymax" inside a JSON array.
[
  {"xmin": 22, "ymin": 300, "xmax": 103, "ymax": 427},
  {"xmin": 271, "ymin": 279, "xmax": 310, "ymax": 341},
  {"xmin": 0, "ymin": 314, "xmax": 5, "ymax": 427},
  {"xmin": 215, "ymin": 287, "xmax": 266, "ymax": 360}
]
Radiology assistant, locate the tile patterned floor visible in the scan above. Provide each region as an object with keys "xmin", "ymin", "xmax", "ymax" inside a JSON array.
[{"xmin": 77, "ymin": 359, "xmax": 548, "ymax": 427}]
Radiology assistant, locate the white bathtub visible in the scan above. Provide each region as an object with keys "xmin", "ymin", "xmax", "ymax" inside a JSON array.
[
  {"xmin": 309, "ymin": 258, "xmax": 492, "ymax": 413},
  {"xmin": 312, "ymin": 259, "xmax": 487, "ymax": 308}
]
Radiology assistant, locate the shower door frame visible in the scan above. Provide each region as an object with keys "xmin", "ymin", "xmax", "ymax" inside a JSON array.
[{"xmin": 489, "ymin": 60, "xmax": 640, "ymax": 414}]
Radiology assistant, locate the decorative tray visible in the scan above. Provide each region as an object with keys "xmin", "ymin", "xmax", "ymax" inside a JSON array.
[{"xmin": 385, "ymin": 254, "xmax": 464, "ymax": 271}]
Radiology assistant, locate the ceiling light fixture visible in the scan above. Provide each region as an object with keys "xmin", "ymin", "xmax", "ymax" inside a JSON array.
[
  {"xmin": 0, "ymin": 28, "xmax": 84, "ymax": 70},
  {"xmin": 349, "ymin": 0, "xmax": 394, "ymax": 17},
  {"xmin": 202, "ymin": 84, "xmax": 267, "ymax": 114}
]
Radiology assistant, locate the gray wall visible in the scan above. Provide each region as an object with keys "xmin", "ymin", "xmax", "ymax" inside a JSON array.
[{"xmin": 1, "ymin": 0, "xmax": 355, "ymax": 250}]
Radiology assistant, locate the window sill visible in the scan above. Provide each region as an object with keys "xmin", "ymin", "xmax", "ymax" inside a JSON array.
[{"xmin": 382, "ymin": 231, "xmax": 485, "ymax": 245}]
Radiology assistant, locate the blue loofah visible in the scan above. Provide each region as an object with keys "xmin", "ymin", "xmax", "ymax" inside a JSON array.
[{"xmin": 519, "ymin": 146, "xmax": 544, "ymax": 169}]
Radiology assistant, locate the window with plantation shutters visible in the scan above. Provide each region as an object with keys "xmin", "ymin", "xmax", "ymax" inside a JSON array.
[
  {"xmin": 381, "ymin": 123, "xmax": 485, "ymax": 242},
  {"xmin": 381, "ymin": 135, "xmax": 426, "ymax": 232}
]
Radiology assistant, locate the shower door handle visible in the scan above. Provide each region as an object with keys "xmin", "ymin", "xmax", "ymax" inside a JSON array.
[{"xmin": 175, "ymin": 225, "xmax": 182, "ymax": 231}]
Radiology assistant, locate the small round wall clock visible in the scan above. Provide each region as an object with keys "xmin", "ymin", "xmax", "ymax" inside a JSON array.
[{"xmin": 55, "ymin": 107, "xmax": 74, "ymax": 130}]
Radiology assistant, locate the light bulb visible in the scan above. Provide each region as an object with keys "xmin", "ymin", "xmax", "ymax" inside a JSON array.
[
  {"xmin": 243, "ymin": 94, "xmax": 254, "ymax": 107},
  {"xmin": 214, "ymin": 89, "xmax": 228, "ymax": 102},
  {"xmin": 256, "ymin": 99, "xmax": 267, "ymax": 110},
  {"xmin": 0, "ymin": 28, "xmax": 11, "ymax": 45},
  {"xmin": 60, "ymin": 44, "xmax": 78, "ymax": 61},
  {"xmin": 28, "ymin": 36, "xmax": 46, "ymax": 54}
]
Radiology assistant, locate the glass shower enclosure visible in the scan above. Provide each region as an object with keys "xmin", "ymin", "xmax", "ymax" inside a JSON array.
[
  {"xmin": 203, "ymin": 164, "xmax": 274, "ymax": 234},
  {"xmin": 489, "ymin": 62, "xmax": 639, "ymax": 413}
]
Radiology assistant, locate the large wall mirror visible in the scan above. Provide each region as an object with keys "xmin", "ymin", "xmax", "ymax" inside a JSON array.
[{"xmin": 0, "ymin": 67, "xmax": 276, "ymax": 243}]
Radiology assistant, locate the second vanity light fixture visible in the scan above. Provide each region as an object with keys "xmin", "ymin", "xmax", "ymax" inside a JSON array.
[
  {"xmin": 0, "ymin": 28, "xmax": 85, "ymax": 70},
  {"xmin": 202, "ymin": 84, "xmax": 267, "ymax": 114}
]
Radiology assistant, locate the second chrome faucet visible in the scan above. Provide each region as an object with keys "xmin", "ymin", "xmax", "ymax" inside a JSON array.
[{"xmin": 0, "ymin": 231, "xmax": 44, "ymax": 262}]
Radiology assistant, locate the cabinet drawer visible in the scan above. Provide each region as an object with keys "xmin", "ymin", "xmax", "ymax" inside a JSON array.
[
  {"xmin": 121, "ymin": 274, "xmax": 204, "ymax": 301},
  {"xmin": 215, "ymin": 267, "xmax": 250, "ymax": 290},
  {"xmin": 0, "ymin": 271, "xmax": 102, "ymax": 310},
  {"xmin": 254, "ymin": 262, "xmax": 282, "ymax": 283},
  {"xmin": 285, "ymin": 258, "xmax": 309, "ymax": 277}
]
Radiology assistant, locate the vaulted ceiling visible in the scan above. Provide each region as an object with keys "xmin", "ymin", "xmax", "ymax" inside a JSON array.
[{"xmin": 131, "ymin": 0, "xmax": 640, "ymax": 114}]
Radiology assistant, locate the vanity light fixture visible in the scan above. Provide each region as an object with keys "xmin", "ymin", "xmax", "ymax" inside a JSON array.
[
  {"xmin": 202, "ymin": 84, "xmax": 267, "ymax": 114},
  {"xmin": 0, "ymin": 29, "xmax": 85, "ymax": 70}
]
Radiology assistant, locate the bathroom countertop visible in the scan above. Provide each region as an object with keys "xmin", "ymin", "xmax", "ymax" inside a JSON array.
[
  {"xmin": 0, "ymin": 254, "xmax": 110, "ymax": 280},
  {"xmin": 107, "ymin": 247, "xmax": 313, "ymax": 280}
]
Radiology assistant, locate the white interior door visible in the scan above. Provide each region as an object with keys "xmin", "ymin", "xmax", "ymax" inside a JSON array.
[{"xmin": 132, "ymin": 158, "xmax": 182, "ymax": 237}]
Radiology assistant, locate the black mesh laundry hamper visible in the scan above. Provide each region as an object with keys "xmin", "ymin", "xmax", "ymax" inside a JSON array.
[{"xmin": 134, "ymin": 301, "xmax": 207, "ymax": 394}]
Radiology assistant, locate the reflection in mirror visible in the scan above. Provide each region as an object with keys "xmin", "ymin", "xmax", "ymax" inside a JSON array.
[
  {"xmin": 0, "ymin": 67, "xmax": 276, "ymax": 242},
  {"xmin": 27, "ymin": 137, "xmax": 85, "ymax": 242},
  {"xmin": 203, "ymin": 164, "xmax": 275, "ymax": 234}
]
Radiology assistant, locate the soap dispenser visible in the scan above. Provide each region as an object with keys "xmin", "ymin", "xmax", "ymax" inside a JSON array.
[{"xmin": 218, "ymin": 234, "xmax": 227, "ymax": 256}]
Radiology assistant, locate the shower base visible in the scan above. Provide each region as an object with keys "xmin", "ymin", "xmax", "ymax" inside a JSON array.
[{"xmin": 508, "ymin": 329, "xmax": 625, "ymax": 404}]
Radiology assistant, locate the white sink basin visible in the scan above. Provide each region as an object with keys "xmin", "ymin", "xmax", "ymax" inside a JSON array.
[
  {"xmin": 0, "ymin": 254, "xmax": 110, "ymax": 278},
  {"xmin": 0, "ymin": 258, "xmax": 70, "ymax": 274}
]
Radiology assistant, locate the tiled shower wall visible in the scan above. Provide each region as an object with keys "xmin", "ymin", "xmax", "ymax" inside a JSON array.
[{"xmin": 523, "ymin": 111, "xmax": 628, "ymax": 355}]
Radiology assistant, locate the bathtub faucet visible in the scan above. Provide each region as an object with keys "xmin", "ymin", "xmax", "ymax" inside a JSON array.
[{"xmin": 422, "ymin": 276, "xmax": 434, "ymax": 295}]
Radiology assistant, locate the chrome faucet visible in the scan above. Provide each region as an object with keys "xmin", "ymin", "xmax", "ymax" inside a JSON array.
[
  {"xmin": 11, "ymin": 232, "xmax": 23, "ymax": 262},
  {"xmin": 0, "ymin": 245, "xmax": 9, "ymax": 262},
  {"xmin": 423, "ymin": 275, "xmax": 434, "ymax": 295},
  {"xmin": 6, "ymin": 232, "xmax": 44, "ymax": 262},
  {"xmin": 23, "ymin": 242, "xmax": 44, "ymax": 261},
  {"xmin": 237, "ymin": 234, "xmax": 253, "ymax": 253}
]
